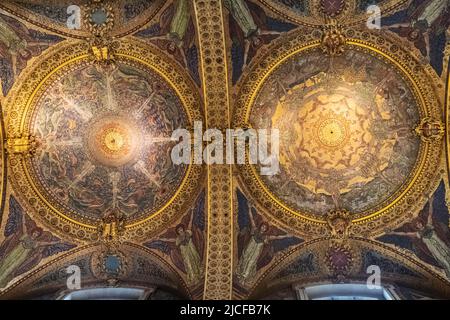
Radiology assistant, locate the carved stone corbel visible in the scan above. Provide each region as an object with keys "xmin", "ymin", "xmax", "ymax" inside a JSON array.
[
  {"xmin": 321, "ymin": 19, "xmax": 346, "ymax": 56},
  {"xmin": 326, "ymin": 208, "xmax": 351, "ymax": 240},
  {"xmin": 6, "ymin": 134, "xmax": 38, "ymax": 157}
]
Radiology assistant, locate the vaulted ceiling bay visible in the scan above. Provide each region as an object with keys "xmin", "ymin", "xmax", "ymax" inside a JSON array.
[{"xmin": 0, "ymin": 0, "xmax": 449, "ymax": 300}]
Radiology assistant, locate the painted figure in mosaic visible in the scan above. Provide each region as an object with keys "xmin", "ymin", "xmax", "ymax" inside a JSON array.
[
  {"xmin": 237, "ymin": 203, "xmax": 297, "ymax": 282},
  {"xmin": 225, "ymin": 0, "xmax": 282, "ymax": 69},
  {"xmin": 146, "ymin": 196, "xmax": 205, "ymax": 286},
  {"xmin": 171, "ymin": 222, "xmax": 203, "ymax": 285},
  {"xmin": 0, "ymin": 197, "xmax": 74, "ymax": 289},
  {"xmin": 386, "ymin": 193, "xmax": 450, "ymax": 278},
  {"xmin": 0, "ymin": 13, "xmax": 61, "ymax": 96},
  {"xmin": 151, "ymin": 0, "xmax": 195, "ymax": 67},
  {"xmin": 384, "ymin": 0, "xmax": 450, "ymax": 62}
]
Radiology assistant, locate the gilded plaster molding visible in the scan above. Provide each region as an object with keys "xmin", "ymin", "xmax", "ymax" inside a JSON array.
[{"xmin": 193, "ymin": 0, "xmax": 234, "ymax": 300}]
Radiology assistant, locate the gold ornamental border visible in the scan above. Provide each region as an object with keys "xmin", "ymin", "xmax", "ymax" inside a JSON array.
[
  {"xmin": 0, "ymin": 101, "xmax": 6, "ymax": 225},
  {"xmin": 5, "ymin": 39, "xmax": 204, "ymax": 242},
  {"xmin": 258, "ymin": 0, "xmax": 409, "ymax": 28},
  {"xmin": 247, "ymin": 237, "xmax": 450, "ymax": 299},
  {"xmin": 445, "ymin": 59, "xmax": 450, "ymax": 204},
  {"xmin": 0, "ymin": 0, "xmax": 167, "ymax": 40},
  {"xmin": 234, "ymin": 29, "xmax": 443, "ymax": 237}
]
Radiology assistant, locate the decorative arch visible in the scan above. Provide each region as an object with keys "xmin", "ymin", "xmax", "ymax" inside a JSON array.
[
  {"xmin": 248, "ymin": 237, "xmax": 450, "ymax": 299},
  {"xmin": 0, "ymin": 242, "xmax": 191, "ymax": 300}
]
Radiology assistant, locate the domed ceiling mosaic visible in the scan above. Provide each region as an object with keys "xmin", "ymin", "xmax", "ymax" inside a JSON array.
[
  {"xmin": 5, "ymin": 39, "xmax": 203, "ymax": 243},
  {"xmin": 250, "ymin": 48, "xmax": 421, "ymax": 217},
  {"xmin": 31, "ymin": 61, "xmax": 187, "ymax": 222},
  {"xmin": 0, "ymin": 0, "xmax": 449, "ymax": 301}
]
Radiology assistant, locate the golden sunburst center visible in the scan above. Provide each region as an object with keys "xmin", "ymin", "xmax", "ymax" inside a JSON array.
[
  {"xmin": 87, "ymin": 115, "xmax": 142, "ymax": 167},
  {"xmin": 316, "ymin": 117, "xmax": 349, "ymax": 149},
  {"xmin": 100, "ymin": 125, "xmax": 130, "ymax": 154}
]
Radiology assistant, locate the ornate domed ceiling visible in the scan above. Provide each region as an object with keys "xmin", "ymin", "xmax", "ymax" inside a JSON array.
[
  {"xmin": 5, "ymin": 40, "xmax": 203, "ymax": 242},
  {"xmin": 0, "ymin": 0, "xmax": 449, "ymax": 301},
  {"xmin": 250, "ymin": 47, "xmax": 422, "ymax": 217},
  {"xmin": 30, "ymin": 60, "xmax": 187, "ymax": 222},
  {"xmin": 235, "ymin": 27, "xmax": 444, "ymax": 239}
]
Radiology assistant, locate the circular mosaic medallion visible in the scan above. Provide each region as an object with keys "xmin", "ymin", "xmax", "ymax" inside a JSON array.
[
  {"xmin": 86, "ymin": 115, "xmax": 142, "ymax": 167},
  {"xmin": 250, "ymin": 48, "xmax": 422, "ymax": 216},
  {"xmin": 30, "ymin": 61, "xmax": 188, "ymax": 221},
  {"xmin": 6, "ymin": 41, "xmax": 203, "ymax": 240},
  {"xmin": 235, "ymin": 34, "xmax": 443, "ymax": 231}
]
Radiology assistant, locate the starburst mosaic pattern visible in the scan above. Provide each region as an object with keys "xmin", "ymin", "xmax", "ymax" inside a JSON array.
[{"xmin": 30, "ymin": 61, "xmax": 187, "ymax": 221}]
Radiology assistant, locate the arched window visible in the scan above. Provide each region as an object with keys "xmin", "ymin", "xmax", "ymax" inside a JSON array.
[
  {"xmin": 62, "ymin": 287, "xmax": 147, "ymax": 300},
  {"xmin": 296, "ymin": 284, "xmax": 396, "ymax": 300}
]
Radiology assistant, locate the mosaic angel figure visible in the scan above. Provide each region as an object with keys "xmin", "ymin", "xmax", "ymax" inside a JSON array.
[
  {"xmin": 236, "ymin": 192, "xmax": 302, "ymax": 283},
  {"xmin": 0, "ymin": 196, "xmax": 75, "ymax": 289},
  {"xmin": 146, "ymin": 198, "xmax": 205, "ymax": 286},
  {"xmin": 383, "ymin": 0, "xmax": 450, "ymax": 68},
  {"xmin": 381, "ymin": 184, "xmax": 450, "ymax": 278},
  {"xmin": 0, "ymin": 13, "xmax": 61, "ymax": 96},
  {"xmin": 135, "ymin": 0, "xmax": 195, "ymax": 69},
  {"xmin": 225, "ymin": 0, "xmax": 295, "ymax": 82}
]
